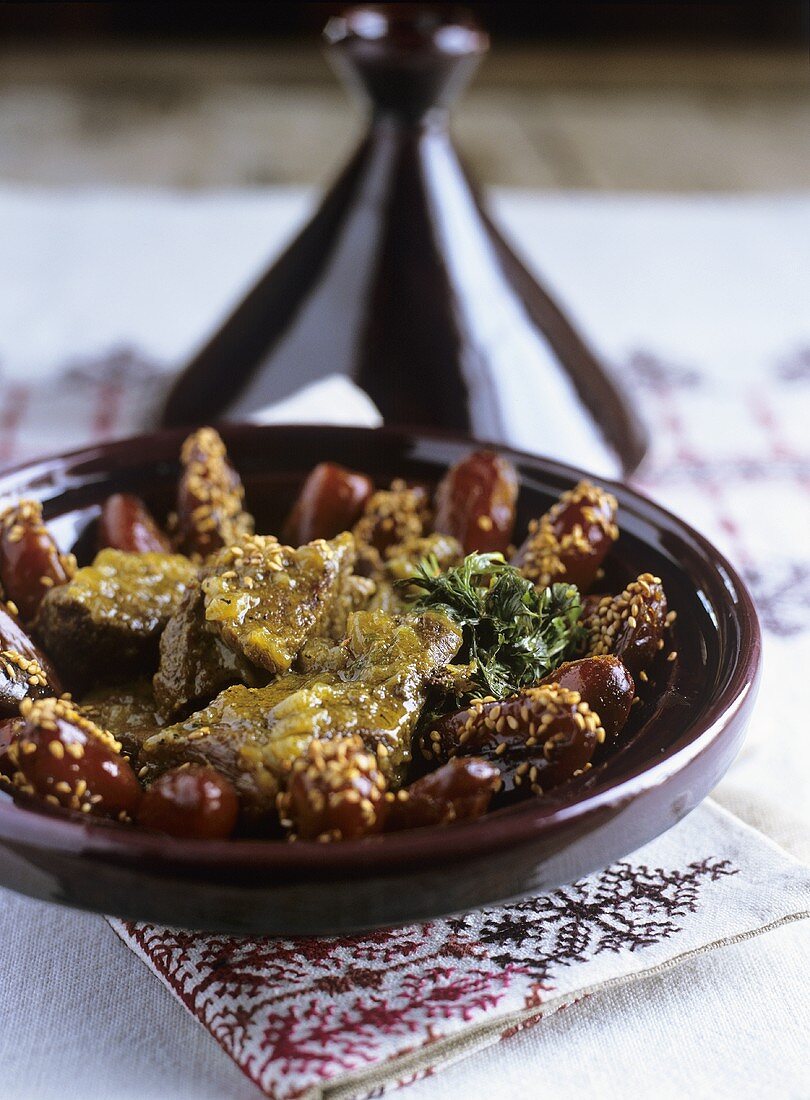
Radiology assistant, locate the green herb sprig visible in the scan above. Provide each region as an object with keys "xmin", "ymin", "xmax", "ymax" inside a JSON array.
[{"xmin": 401, "ymin": 552, "xmax": 584, "ymax": 705}]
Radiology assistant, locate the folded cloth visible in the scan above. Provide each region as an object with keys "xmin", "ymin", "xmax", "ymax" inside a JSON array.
[
  {"xmin": 108, "ymin": 804, "xmax": 809, "ymax": 1100},
  {"xmin": 1, "ymin": 188, "xmax": 809, "ymax": 1099}
]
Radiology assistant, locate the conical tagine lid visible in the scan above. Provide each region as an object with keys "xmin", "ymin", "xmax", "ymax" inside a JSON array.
[{"xmin": 160, "ymin": 4, "xmax": 648, "ymax": 478}]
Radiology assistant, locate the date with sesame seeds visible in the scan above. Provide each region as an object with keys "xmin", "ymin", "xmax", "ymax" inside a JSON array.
[
  {"xmin": 0, "ymin": 650, "xmax": 58, "ymax": 716},
  {"xmin": 277, "ymin": 736, "xmax": 388, "ymax": 842},
  {"xmin": 434, "ymin": 449, "xmax": 518, "ymax": 555},
  {"xmin": 98, "ymin": 493, "xmax": 172, "ymax": 554},
  {"xmin": 353, "ymin": 479, "xmax": 431, "ymax": 560},
  {"xmin": 423, "ymin": 684, "xmax": 604, "ymax": 803},
  {"xmin": 583, "ymin": 573, "xmax": 670, "ymax": 677},
  {"xmin": 0, "ymin": 716, "xmax": 23, "ymax": 779},
  {"xmin": 512, "ymin": 480, "xmax": 618, "ymax": 591},
  {"xmin": 0, "ymin": 600, "xmax": 62, "ymax": 716},
  {"xmin": 6, "ymin": 698, "xmax": 142, "ymax": 820},
  {"xmin": 137, "ymin": 764, "xmax": 239, "ymax": 839},
  {"xmin": 0, "ymin": 499, "xmax": 74, "ymax": 623},
  {"xmin": 174, "ymin": 427, "xmax": 253, "ymax": 558},
  {"xmin": 282, "ymin": 463, "xmax": 374, "ymax": 546},
  {"xmin": 385, "ymin": 757, "xmax": 500, "ymax": 831},
  {"xmin": 539, "ymin": 655, "xmax": 634, "ymax": 744}
]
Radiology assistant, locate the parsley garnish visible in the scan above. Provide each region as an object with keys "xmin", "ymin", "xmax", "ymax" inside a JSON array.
[{"xmin": 401, "ymin": 552, "xmax": 584, "ymax": 705}]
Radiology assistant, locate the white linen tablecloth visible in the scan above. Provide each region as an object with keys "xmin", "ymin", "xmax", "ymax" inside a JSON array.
[{"xmin": 0, "ymin": 187, "xmax": 808, "ymax": 1099}]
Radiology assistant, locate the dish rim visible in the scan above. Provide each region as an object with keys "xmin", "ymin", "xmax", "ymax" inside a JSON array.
[{"xmin": 0, "ymin": 423, "xmax": 762, "ymax": 875}]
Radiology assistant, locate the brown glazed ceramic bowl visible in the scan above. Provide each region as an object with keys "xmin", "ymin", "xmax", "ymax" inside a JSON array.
[{"xmin": 0, "ymin": 425, "xmax": 761, "ymax": 934}]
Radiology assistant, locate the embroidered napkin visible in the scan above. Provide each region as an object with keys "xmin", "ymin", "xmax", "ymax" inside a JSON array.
[
  {"xmin": 107, "ymin": 806, "xmax": 809, "ymax": 1100},
  {"xmin": 1, "ymin": 187, "xmax": 809, "ymax": 1100}
]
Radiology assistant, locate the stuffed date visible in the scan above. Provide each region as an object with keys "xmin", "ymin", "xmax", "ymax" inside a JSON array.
[{"xmin": 423, "ymin": 684, "xmax": 605, "ymax": 802}]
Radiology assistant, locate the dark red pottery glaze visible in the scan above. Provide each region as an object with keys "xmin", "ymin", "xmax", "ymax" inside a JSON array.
[
  {"xmin": 0, "ymin": 425, "xmax": 760, "ymax": 934},
  {"xmin": 159, "ymin": 5, "xmax": 648, "ymax": 476}
]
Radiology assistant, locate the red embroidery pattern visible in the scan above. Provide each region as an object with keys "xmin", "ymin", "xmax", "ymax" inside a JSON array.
[
  {"xmin": 121, "ymin": 859, "xmax": 736, "ymax": 1100},
  {"xmin": 625, "ymin": 348, "xmax": 810, "ymax": 635}
]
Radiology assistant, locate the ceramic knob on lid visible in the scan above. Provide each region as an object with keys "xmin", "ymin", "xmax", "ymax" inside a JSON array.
[
  {"xmin": 159, "ymin": 4, "xmax": 647, "ymax": 477},
  {"xmin": 324, "ymin": 4, "xmax": 488, "ymax": 119}
]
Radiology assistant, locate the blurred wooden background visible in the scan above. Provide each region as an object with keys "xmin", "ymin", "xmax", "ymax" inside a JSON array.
[{"xmin": 0, "ymin": 1, "xmax": 807, "ymax": 190}]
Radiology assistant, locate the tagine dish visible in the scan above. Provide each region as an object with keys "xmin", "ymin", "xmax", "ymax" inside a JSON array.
[{"xmin": 0, "ymin": 428, "xmax": 678, "ymax": 845}]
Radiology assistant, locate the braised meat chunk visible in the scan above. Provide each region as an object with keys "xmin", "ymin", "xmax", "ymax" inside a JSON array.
[
  {"xmin": 38, "ymin": 549, "xmax": 196, "ymax": 685},
  {"xmin": 80, "ymin": 679, "xmax": 163, "ymax": 764},
  {"xmin": 153, "ymin": 581, "xmax": 264, "ymax": 721},
  {"xmin": 312, "ymin": 570, "xmax": 377, "ymax": 644},
  {"xmin": 154, "ymin": 533, "xmax": 362, "ymax": 718},
  {"xmin": 141, "ymin": 610, "xmax": 462, "ymax": 822},
  {"xmin": 201, "ymin": 532, "xmax": 355, "ymax": 675}
]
